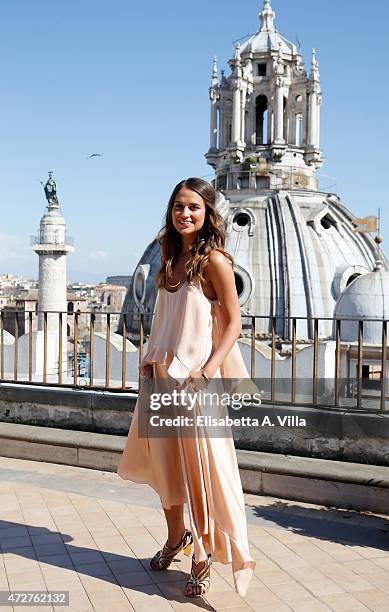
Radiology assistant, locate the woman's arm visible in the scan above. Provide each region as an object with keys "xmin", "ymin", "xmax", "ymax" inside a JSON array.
[{"xmin": 192, "ymin": 250, "xmax": 241, "ymax": 381}]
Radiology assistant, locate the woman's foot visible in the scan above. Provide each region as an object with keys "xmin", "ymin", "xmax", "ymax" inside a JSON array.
[
  {"xmin": 185, "ymin": 554, "xmax": 211, "ymax": 598},
  {"xmin": 149, "ymin": 528, "xmax": 193, "ymax": 571}
]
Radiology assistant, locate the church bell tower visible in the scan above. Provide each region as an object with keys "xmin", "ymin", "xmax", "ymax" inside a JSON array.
[{"xmin": 205, "ymin": 0, "xmax": 323, "ymax": 193}]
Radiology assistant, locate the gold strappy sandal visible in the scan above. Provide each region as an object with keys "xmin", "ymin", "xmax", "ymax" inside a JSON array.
[
  {"xmin": 185, "ymin": 554, "xmax": 212, "ymax": 598},
  {"xmin": 149, "ymin": 528, "xmax": 193, "ymax": 571}
]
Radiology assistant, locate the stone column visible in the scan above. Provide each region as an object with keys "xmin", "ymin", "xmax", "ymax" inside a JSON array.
[
  {"xmin": 274, "ymin": 77, "xmax": 285, "ymax": 144},
  {"xmin": 240, "ymin": 88, "xmax": 246, "ymax": 144},
  {"xmin": 32, "ymin": 205, "xmax": 73, "ymax": 379},
  {"xmin": 232, "ymin": 86, "xmax": 241, "ymax": 144},
  {"xmin": 307, "ymin": 48, "xmax": 320, "ymax": 149},
  {"xmin": 316, "ymin": 93, "xmax": 322, "ymax": 148},
  {"xmin": 307, "ymin": 86, "xmax": 318, "ymax": 148},
  {"xmin": 248, "ymin": 100, "xmax": 256, "ymax": 145},
  {"xmin": 210, "ymin": 89, "xmax": 218, "ymax": 149}
]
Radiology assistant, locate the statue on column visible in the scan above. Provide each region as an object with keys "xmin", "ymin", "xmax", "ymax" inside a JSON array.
[
  {"xmin": 293, "ymin": 53, "xmax": 306, "ymax": 77},
  {"xmin": 273, "ymin": 46, "xmax": 286, "ymax": 89},
  {"xmin": 43, "ymin": 171, "xmax": 59, "ymax": 206}
]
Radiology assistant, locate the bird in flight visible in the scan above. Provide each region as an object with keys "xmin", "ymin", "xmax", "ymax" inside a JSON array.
[{"xmin": 86, "ymin": 153, "xmax": 102, "ymax": 159}]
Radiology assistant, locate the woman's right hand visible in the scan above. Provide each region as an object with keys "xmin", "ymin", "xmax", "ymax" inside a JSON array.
[{"xmin": 139, "ymin": 363, "xmax": 153, "ymax": 379}]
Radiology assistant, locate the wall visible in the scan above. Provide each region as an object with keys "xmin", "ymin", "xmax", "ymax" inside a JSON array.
[{"xmin": 1, "ymin": 384, "xmax": 388, "ymax": 466}]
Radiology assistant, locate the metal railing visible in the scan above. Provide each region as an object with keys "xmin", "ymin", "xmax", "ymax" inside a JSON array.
[
  {"xmin": 0, "ymin": 308, "xmax": 388, "ymax": 413},
  {"xmin": 30, "ymin": 235, "xmax": 74, "ymax": 247}
]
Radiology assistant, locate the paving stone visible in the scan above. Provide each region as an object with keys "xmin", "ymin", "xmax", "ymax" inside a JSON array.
[
  {"xmin": 288, "ymin": 600, "xmax": 331, "ymax": 611},
  {"xmin": 269, "ymin": 581, "xmax": 315, "ymax": 602},
  {"xmin": 205, "ymin": 588, "xmax": 247, "ymax": 608},
  {"xmin": 344, "ymin": 559, "xmax": 385, "ymax": 575},
  {"xmin": 320, "ymin": 591, "xmax": 369, "ymax": 610},
  {"xmin": 352, "ymin": 588, "xmax": 389, "ymax": 609},
  {"xmin": 1, "ymin": 457, "xmax": 389, "ymax": 612}
]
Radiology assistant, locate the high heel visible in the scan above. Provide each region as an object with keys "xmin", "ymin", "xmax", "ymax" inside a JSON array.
[
  {"xmin": 149, "ymin": 528, "xmax": 193, "ymax": 571},
  {"xmin": 185, "ymin": 554, "xmax": 212, "ymax": 598}
]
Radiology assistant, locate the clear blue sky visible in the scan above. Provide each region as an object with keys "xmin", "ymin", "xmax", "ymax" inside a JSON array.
[{"xmin": 1, "ymin": 0, "xmax": 388, "ymax": 283}]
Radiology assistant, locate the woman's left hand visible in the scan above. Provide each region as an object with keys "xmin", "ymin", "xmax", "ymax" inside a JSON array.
[{"xmin": 183, "ymin": 368, "xmax": 212, "ymax": 392}]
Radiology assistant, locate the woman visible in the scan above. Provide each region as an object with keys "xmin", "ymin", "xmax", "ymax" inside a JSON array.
[{"xmin": 117, "ymin": 177, "xmax": 256, "ymax": 598}]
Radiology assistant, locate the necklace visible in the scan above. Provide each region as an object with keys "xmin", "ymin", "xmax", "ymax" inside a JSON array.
[
  {"xmin": 166, "ymin": 278, "xmax": 182, "ymax": 288},
  {"xmin": 165, "ymin": 252, "xmax": 190, "ymax": 288}
]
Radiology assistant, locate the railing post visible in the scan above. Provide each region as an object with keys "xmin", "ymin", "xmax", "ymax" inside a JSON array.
[
  {"xmin": 291, "ymin": 317, "xmax": 296, "ymax": 404},
  {"xmin": 28, "ymin": 311, "xmax": 33, "ymax": 383},
  {"xmin": 73, "ymin": 311, "xmax": 78, "ymax": 387},
  {"xmin": 357, "ymin": 320, "xmax": 363, "ymax": 410},
  {"xmin": 43, "ymin": 311, "xmax": 47, "ymax": 384},
  {"xmin": 89, "ymin": 312, "xmax": 95, "ymax": 387},
  {"xmin": 121, "ymin": 314, "xmax": 127, "ymax": 389},
  {"xmin": 250, "ymin": 317, "xmax": 256, "ymax": 379},
  {"xmin": 271, "ymin": 317, "xmax": 276, "ymax": 401},
  {"xmin": 0, "ymin": 310, "xmax": 4, "ymax": 380},
  {"xmin": 334, "ymin": 318, "xmax": 341, "ymax": 407},
  {"xmin": 105, "ymin": 313, "xmax": 111, "ymax": 388},
  {"xmin": 14, "ymin": 311, "xmax": 18, "ymax": 382},
  {"xmin": 139, "ymin": 314, "xmax": 144, "ymax": 389},
  {"xmin": 312, "ymin": 318, "xmax": 318, "ymax": 406},
  {"xmin": 139, "ymin": 314, "xmax": 144, "ymax": 364},
  {"xmin": 381, "ymin": 320, "xmax": 387, "ymax": 412},
  {"xmin": 58, "ymin": 312, "xmax": 63, "ymax": 386}
]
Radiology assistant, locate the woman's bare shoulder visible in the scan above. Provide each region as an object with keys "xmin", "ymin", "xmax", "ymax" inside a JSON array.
[
  {"xmin": 205, "ymin": 250, "xmax": 234, "ymax": 288},
  {"xmin": 206, "ymin": 249, "xmax": 233, "ymax": 268}
]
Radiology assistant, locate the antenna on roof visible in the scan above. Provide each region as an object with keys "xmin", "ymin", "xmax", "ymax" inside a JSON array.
[{"xmin": 232, "ymin": 31, "xmax": 253, "ymax": 46}]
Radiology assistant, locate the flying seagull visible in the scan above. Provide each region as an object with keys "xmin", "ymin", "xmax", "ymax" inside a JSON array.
[{"xmin": 86, "ymin": 153, "xmax": 102, "ymax": 159}]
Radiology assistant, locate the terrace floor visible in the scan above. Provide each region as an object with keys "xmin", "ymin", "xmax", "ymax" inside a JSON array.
[{"xmin": 0, "ymin": 456, "xmax": 389, "ymax": 611}]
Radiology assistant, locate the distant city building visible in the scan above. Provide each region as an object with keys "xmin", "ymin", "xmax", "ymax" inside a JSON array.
[
  {"xmin": 0, "ymin": 274, "xmax": 37, "ymax": 293},
  {"xmin": 94, "ymin": 283, "xmax": 127, "ymax": 313},
  {"xmin": 0, "ymin": 275, "xmax": 129, "ymax": 341},
  {"xmin": 92, "ymin": 283, "xmax": 128, "ymax": 333},
  {"xmin": 66, "ymin": 293, "xmax": 89, "ymax": 339},
  {"xmin": 67, "ymin": 282, "xmax": 96, "ymax": 299},
  {"xmin": 106, "ymin": 275, "xmax": 132, "ymax": 289},
  {"xmin": 0, "ymin": 296, "xmax": 11, "ymax": 308}
]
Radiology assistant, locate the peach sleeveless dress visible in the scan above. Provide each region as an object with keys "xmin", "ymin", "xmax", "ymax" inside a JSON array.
[{"xmin": 117, "ymin": 277, "xmax": 256, "ymax": 596}]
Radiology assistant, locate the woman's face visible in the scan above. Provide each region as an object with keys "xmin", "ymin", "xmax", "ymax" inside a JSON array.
[{"xmin": 171, "ymin": 187, "xmax": 206, "ymax": 238}]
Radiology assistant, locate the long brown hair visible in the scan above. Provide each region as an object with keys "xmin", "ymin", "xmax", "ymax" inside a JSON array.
[{"xmin": 156, "ymin": 177, "xmax": 233, "ymax": 288}]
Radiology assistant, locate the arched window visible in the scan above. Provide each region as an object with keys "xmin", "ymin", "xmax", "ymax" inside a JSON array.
[
  {"xmin": 234, "ymin": 273, "xmax": 244, "ymax": 298},
  {"xmin": 320, "ymin": 214, "xmax": 337, "ymax": 230},
  {"xmin": 67, "ymin": 302, "xmax": 74, "ymax": 314},
  {"xmin": 346, "ymin": 273, "xmax": 361, "ymax": 286},
  {"xmin": 295, "ymin": 113, "xmax": 303, "ymax": 145},
  {"xmin": 255, "ymin": 95, "xmax": 268, "ymax": 145},
  {"xmin": 107, "ymin": 295, "xmax": 112, "ymax": 306}
]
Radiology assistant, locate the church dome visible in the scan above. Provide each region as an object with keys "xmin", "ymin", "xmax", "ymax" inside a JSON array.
[
  {"xmin": 333, "ymin": 261, "xmax": 389, "ymax": 344},
  {"xmin": 240, "ymin": 0, "xmax": 297, "ymax": 56},
  {"xmin": 240, "ymin": 31, "xmax": 296, "ymax": 56}
]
